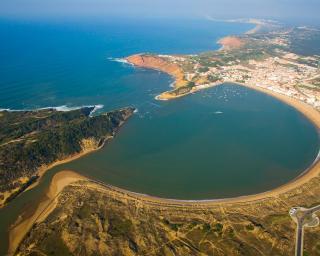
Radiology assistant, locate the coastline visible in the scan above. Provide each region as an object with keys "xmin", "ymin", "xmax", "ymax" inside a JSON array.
[
  {"xmin": 217, "ymin": 36, "xmax": 245, "ymax": 51},
  {"xmin": 0, "ymin": 137, "xmax": 109, "ymax": 209},
  {"xmin": 8, "ymin": 170, "xmax": 86, "ymax": 255},
  {"xmin": 57, "ymin": 83, "xmax": 320, "ymax": 207},
  {"xmin": 9, "ymin": 93, "xmax": 320, "ymax": 253},
  {"xmin": 25, "ymin": 135, "xmax": 113, "ymax": 192},
  {"xmin": 1, "ymin": 112, "xmax": 133, "ymax": 209},
  {"xmin": 19, "ymin": 90, "xmax": 320, "ymax": 207},
  {"xmin": 125, "ymin": 53, "xmax": 320, "ymax": 204},
  {"xmin": 126, "ymin": 54, "xmax": 190, "ymax": 100},
  {"xmin": 0, "ymin": 105, "xmax": 102, "ymax": 208},
  {"xmin": 125, "ymin": 54, "xmax": 228, "ymax": 101},
  {"xmin": 205, "ymin": 17, "xmax": 265, "ymax": 35},
  {"xmin": 14, "ymin": 166, "xmax": 320, "ymax": 255}
]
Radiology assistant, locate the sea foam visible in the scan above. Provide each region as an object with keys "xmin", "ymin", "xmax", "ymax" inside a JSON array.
[
  {"xmin": 107, "ymin": 57, "xmax": 132, "ymax": 66},
  {"xmin": 0, "ymin": 104, "xmax": 104, "ymax": 116}
]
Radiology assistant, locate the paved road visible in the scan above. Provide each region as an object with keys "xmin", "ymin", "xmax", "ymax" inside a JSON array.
[{"xmin": 290, "ymin": 205, "xmax": 320, "ymax": 256}]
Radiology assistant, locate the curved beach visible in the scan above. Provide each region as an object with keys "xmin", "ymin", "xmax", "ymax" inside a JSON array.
[{"xmin": 17, "ymin": 88, "xmax": 320, "ymax": 207}]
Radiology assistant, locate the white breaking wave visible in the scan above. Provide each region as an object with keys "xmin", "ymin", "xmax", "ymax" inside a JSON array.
[
  {"xmin": 214, "ymin": 111, "xmax": 223, "ymax": 114},
  {"xmin": 89, "ymin": 104, "xmax": 104, "ymax": 116},
  {"xmin": 155, "ymin": 95, "xmax": 168, "ymax": 101},
  {"xmin": 91, "ymin": 104, "xmax": 104, "ymax": 112},
  {"xmin": 53, "ymin": 105, "xmax": 83, "ymax": 112},
  {"xmin": 107, "ymin": 57, "xmax": 132, "ymax": 66},
  {"xmin": 0, "ymin": 104, "xmax": 104, "ymax": 116}
]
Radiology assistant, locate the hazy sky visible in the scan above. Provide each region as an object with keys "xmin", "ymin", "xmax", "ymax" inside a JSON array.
[{"xmin": 0, "ymin": 0, "xmax": 319, "ymax": 24}]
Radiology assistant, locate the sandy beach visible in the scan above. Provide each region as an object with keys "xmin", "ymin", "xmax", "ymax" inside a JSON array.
[{"xmin": 8, "ymin": 170, "xmax": 85, "ymax": 255}]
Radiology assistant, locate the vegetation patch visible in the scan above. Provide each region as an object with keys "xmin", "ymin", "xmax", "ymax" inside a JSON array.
[{"xmin": 107, "ymin": 212, "xmax": 133, "ymax": 237}]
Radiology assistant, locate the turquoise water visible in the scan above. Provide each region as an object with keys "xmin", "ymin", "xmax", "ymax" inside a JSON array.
[{"xmin": 0, "ymin": 18, "xmax": 319, "ymax": 254}]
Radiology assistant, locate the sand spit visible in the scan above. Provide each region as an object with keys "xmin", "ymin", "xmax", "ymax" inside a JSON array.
[{"xmin": 8, "ymin": 171, "xmax": 85, "ymax": 255}]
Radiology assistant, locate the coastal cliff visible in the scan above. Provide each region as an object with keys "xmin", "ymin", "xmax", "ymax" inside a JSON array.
[
  {"xmin": 126, "ymin": 54, "xmax": 192, "ymax": 100},
  {"xmin": 126, "ymin": 54, "xmax": 187, "ymax": 88},
  {"xmin": 0, "ymin": 106, "xmax": 135, "ymax": 207}
]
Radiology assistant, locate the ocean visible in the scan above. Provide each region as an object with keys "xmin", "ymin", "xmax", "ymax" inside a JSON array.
[{"xmin": 0, "ymin": 17, "xmax": 252, "ymax": 111}]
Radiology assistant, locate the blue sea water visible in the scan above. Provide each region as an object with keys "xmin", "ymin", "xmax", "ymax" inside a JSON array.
[{"xmin": 0, "ymin": 18, "xmax": 252, "ymax": 111}]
